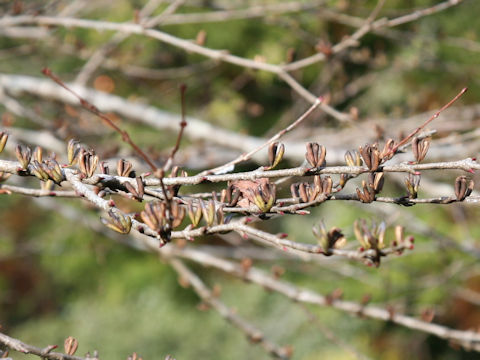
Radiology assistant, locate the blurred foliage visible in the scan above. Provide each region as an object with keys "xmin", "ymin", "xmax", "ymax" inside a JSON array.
[{"xmin": 1, "ymin": 0, "xmax": 480, "ymax": 359}]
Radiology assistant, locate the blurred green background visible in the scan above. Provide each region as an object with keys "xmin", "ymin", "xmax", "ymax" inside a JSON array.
[{"xmin": 1, "ymin": 0, "xmax": 480, "ymax": 359}]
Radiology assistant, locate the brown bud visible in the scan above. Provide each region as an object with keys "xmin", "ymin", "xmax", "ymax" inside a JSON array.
[
  {"xmin": 223, "ymin": 185, "xmax": 240, "ymax": 206},
  {"xmin": 359, "ymin": 143, "xmax": 380, "ymax": 171},
  {"xmin": 344, "ymin": 150, "xmax": 362, "ymax": 167},
  {"xmin": 404, "ymin": 174, "xmax": 420, "ymax": 199},
  {"xmin": 267, "ymin": 142, "xmax": 285, "ymax": 169},
  {"xmin": 15, "ymin": 144, "xmax": 31, "ymax": 169},
  {"xmin": 141, "ymin": 201, "xmax": 164, "ymax": 233},
  {"xmin": 339, "ymin": 173, "xmax": 349, "ymax": 188},
  {"xmin": 356, "ymin": 180, "xmax": 375, "ymax": 203},
  {"xmin": 44, "ymin": 158, "xmax": 64, "ymax": 184},
  {"xmin": 298, "ymin": 182, "xmax": 309, "ymax": 203},
  {"xmin": 101, "ymin": 210, "xmax": 132, "ymax": 234},
  {"xmin": 117, "ymin": 159, "xmax": 133, "ymax": 177},
  {"xmin": 305, "ymin": 142, "xmax": 326, "ymax": 168},
  {"xmin": 313, "ymin": 221, "xmax": 346, "ymax": 253},
  {"xmin": 200, "ymin": 199, "xmax": 216, "ymax": 226},
  {"xmin": 64, "ymin": 336, "xmax": 78, "ymax": 356},
  {"xmin": 187, "ymin": 200, "xmax": 202, "ymax": 227},
  {"xmin": 290, "ymin": 183, "xmax": 300, "ymax": 199},
  {"xmin": 216, "ymin": 207, "xmax": 225, "ymax": 225},
  {"xmin": 251, "ymin": 183, "xmax": 276, "ymax": 212},
  {"xmin": 126, "ymin": 179, "xmax": 143, "ymax": 200},
  {"xmin": 368, "ymin": 172, "xmax": 384, "ymax": 194},
  {"xmin": 78, "ymin": 149, "xmax": 99, "ymax": 178},
  {"xmin": 454, "ymin": 176, "xmax": 474, "ymax": 201},
  {"xmin": 33, "ymin": 146, "xmax": 43, "ymax": 163},
  {"xmin": 412, "ymin": 137, "xmax": 430, "ymax": 163},
  {"xmin": 100, "ymin": 161, "xmax": 109, "ymax": 174},
  {"xmin": 171, "ymin": 200, "xmax": 185, "ymax": 228},
  {"xmin": 30, "ymin": 160, "xmax": 50, "ymax": 181},
  {"xmin": 380, "ymin": 138, "xmax": 396, "ymax": 161},
  {"xmin": 67, "ymin": 139, "xmax": 80, "ymax": 165},
  {"xmin": 0, "ymin": 131, "xmax": 8, "ymax": 153}
]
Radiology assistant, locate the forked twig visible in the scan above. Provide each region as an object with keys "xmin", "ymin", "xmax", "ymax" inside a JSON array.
[
  {"xmin": 200, "ymin": 97, "xmax": 323, "ymax": 175},
  {"xmin": 41, "ymin": 68, "xmax": 158, "ymax": 172}
]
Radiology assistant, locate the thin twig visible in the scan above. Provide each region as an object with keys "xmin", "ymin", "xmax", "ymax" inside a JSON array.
[
  {"xmin": 0, "ymin": 331, "xmax": 86, "ymax": 360},
  {"xmin": 170, "ymin": 246, "xmax": 480, "ymax": 351},
  {"xmin": 42, "ymin": 68, "xmax": 158, "ymax": 172},
  {"xmin": 200, "ymin": 97, "xmax": 323, "ymax": 175}
]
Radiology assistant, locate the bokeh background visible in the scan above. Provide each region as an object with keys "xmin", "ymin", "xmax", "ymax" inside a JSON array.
[{"xmin": 1, "ymin": 0, "xmax": 480, "ymax": 359}]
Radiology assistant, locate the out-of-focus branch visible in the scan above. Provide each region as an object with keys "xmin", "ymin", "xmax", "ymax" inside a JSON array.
[
  {"xmin": 0, "ymin": 331, "xmax": 87, "ymax": 360},
  {"xmin": 149, "ymin": 1, "xmax": 325, "ymax": 25},
  {"xmin": 283, "ymin": 0, "xmax": 464, "ymax": 71},
  {"xmin": 168, "ymin": 246, "xmax": 480, "ymax": 352},
  {"xmin": 168, "ymin": 258, "xmax": 291, "ymax": 359},
  {"xmin": 0, "ymin": 15, "xmax": 349, "ymax": 121}
]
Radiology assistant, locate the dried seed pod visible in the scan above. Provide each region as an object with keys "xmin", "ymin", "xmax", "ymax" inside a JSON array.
[
  {"xmin": 368, "ymin": 172, "xmax": 384, "ymax": 194},
  {"xmin": 220, "ymin": 188, "xmax": 227, "ymax": 203},
  {"xmin": 171, "ymin": 200, "xmax": 185, "ymax": 228},
  {"xmin": 33, "ymin": 146, "xmax": 43, "ymax": 163},
  {"xmin": 354, "ymin": 220, "xmax": 368, "ymax": 249},
  {"xmin": 344, "ymin": 150, "xmax": 362, "ymax": 167},
  {"xmin": 290, "ymin": 183, "xmax": 300, "ymax": 199},
  {"xmin": 321, "ymin": 176, "xmax": 333, "ymax": 196},
  {"xmin": 64, "ymin": 337, "xmax": 79, "ymax": 356},
  {"xmin": 313, "ymin": 221, "xmax": 346, "ymax": 253},
  {"xmin": 44, "ymin": 158, "xmax": 64, "ymax": 184},
  {"xmin": 141, "ymin": 201, "xmax": 168, "ymax": 233},
  {"xmin": 267, "ymin": 142, "xmax": 285, "ymax": 169},
  {"xmin": 356, "ymin": 180, "xmax": 375, "ymax": 203},
  {"xmin": 15, "ymin": 144, "xmax": 31, "ymax": 169},
  {"xmin": 102, "ymin": 210, "xmax": 132, "ymax": 234},
  {"xmin": 216, "ymin": 207, "xmax": 225, "ymax": 225},
  {"xmin": 359, "ymin": 143, "xmax": 380, "ymax": 171},
  {"xmin": 454, "ymin": 176, "xmax": 474, "ymax": 201},
  {"xmin": 78, "ymin": 149, "xmax": 99, "ymax": 178},
  {"xmin": 380, "ymin": 138, "xmax": 396, "ymax": 161},
  {"xmin": 339, "ymin": 173, "xmax": 349, "ymax": 188},
  {"xmin": 298, "ymin": 182, "xmax": 309, "ymax": 203},
  {"xmin": 67, "ymin": 139, "xmax": 80, "ymax": 165},
  {"xmin": 0, "ymin": 131, "xmax": 8, "ymax": 153},
  {"xmin": 136, "ymin": 177, "xmax": 144, "ymax": 198},
  {"xmin": 412, "ymin": 137, "xmax": 431, "ymax": 163},
  {"xmin": 100, "ymin": 162, "xmax": 109, "ymax": 174},
  {"xmin": 305, "ymin": 142, "xmax": 326, "ymax": 168},
  {"xmin": 30, "ymin": 160, "xmax": 50, "ymax": 181},
  {"xmin": 187, "ymin": 200, "xmax": 202, "ymax": 227},
  {"xmin": 125, "ymin": 182, "xmax": 141, "ymax": 201},
  {"xmin": 221, "ymin": 185, "xmax": 241, "ymax": 207},
  {"xmin": 117, "ymin": 159, "xmax": 133, "ymax": 177},
  {"xmin": 355, "ymin": 220, "xmax": 388, "ymax": 252},
  {"xmin": 201, "ymin": 199, "xmax": 216, "ymax": 226},
  {"xmin": 251, "ymin": 183, "xmax": 276, "ymax": 212},
  {"xmin": 404, "ymin": 174, "xmax": 421, "ymax": 199}
]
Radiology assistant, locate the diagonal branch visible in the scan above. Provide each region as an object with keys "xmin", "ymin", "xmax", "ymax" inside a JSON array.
[{"xmin": 168, "ymin": 258, "xmax": 291, "ymax": 359}]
